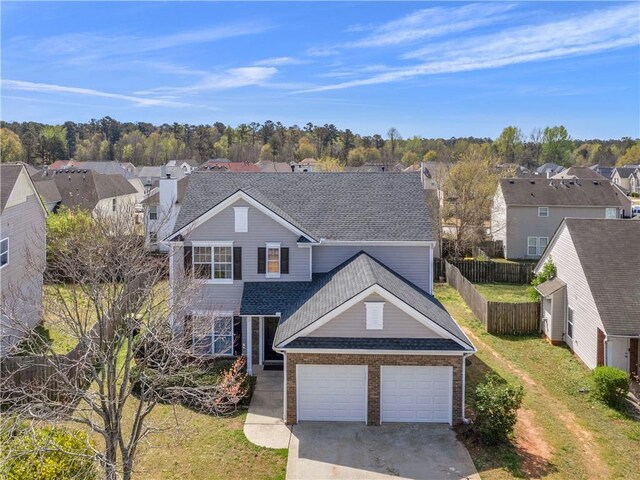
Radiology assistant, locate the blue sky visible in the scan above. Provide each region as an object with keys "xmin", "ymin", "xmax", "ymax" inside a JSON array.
[{"xmin": 1, "ymin": 1, "xmax": 639, "ymax": 138}]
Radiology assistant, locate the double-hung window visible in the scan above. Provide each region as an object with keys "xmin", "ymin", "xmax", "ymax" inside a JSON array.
[
  {"xmin": 266, "ymin": 242, "xmax": 281, "ymax": 278},
  {"xmin": 191, "ymin": 314, "xmax": 234, "ymax": 355},
  {"xmin": 527, "ymin": 236, "xmax": 548, "ymax": 256},
  {"xmin": 193, "ymin": 242, "xmax": 233, "ymax": 283},
  {"xmin": 567, "ymin": 307, "xmax": 574, "ymax": 339},
  {"xmin": 0, "ymin": 238, "xmax": 8, "ymax": 268},
  {"xmin": 149, "ymin": 205, "xmax": 158, "ymax": 220},
  {"xmin": 538, "ymin": 207, "xmax": 549, "ymax": 217},
  {"xmin": 605, "ymin": 208, "xmax": 617, "ymax": 219}
]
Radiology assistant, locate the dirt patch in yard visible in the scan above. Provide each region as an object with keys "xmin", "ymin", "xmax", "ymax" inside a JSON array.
[
  {"xmin": 464, "ymin": 328, "xmax": 612, "ymax": 480},
  {"xmin": 513, "ymin": 409, "xmax": 553, "ymax": 478}
]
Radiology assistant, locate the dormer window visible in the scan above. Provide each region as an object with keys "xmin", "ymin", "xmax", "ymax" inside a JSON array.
[
  {"xmin": 538, "ymin": 207, "xmax": 549, "ymax": 217},
  {"xmin": 234, "ymin": 207, "xmax": 248, "ymax": 233},
  {"xmin": 365, "ymin": 302, "xmax": 384, "ymax": 330}
]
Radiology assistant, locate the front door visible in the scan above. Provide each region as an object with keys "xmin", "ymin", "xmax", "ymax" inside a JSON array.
[
  {"xmin": 607, "ymin": 337, "xmax": 630, "ymax": 372},
  {"xmin": 263, "ymin": 317, "xmax": 282, "ymax": 362}
]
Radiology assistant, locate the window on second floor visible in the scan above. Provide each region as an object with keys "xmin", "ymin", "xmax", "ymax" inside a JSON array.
[
  {"xmin": 605, "ymin": 208, "xmax": 617, "ymax": 219},
  {"xmin": 527, "ymin": 236, "xmax": 548, "ymax": 256},
  {"xmin": 149, "ymin": 231, "xmax": 158, "ymax": 243},
  {"xmin": 0, "ymin": 238, "xmax": 8, "ymax": 268},
  {"xmin": 538, "ymin": 206, "xmax": 549, "ymax": 217},
  {"xmin": 266, "ymin": 242, "xmax": 280, "ymax": 278},
  {"xmin": 149, "ymin": 205, "xmax": 158, "ymax": 220},
  {"xmin": 192, "ymin": 242, "xmax": 234, "ymax": 284}
]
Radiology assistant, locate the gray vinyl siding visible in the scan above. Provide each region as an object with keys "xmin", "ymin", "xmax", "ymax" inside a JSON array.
[
  {"xmin": 312, "ymin": 245, "xmax": 431, "ymax": 293},
  {"xmin": 0, "ymin": 193, "xmax": 46, "ymax": 353},
  {"xmin": 184, "ymin": 199, "xmax": 311, "ymax": 312},
  {"xmin": 549, "ymin": 287, "xmax": 566, "ymax": 342},
  {"xmin": 545, "ymin": 226, "xmax": 603, "ymax": 368},
  {"xmin": 308, "ymin": 293, "xmax": 441, "ymax": 338},
  {"xmin": 505, "ymin": 205, "xmax": 619, "ymax": 259}
]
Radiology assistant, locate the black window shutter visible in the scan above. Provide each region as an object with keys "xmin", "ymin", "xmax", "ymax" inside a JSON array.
[
  {"xmin": 281, "ymin": 247, "xmax": 289, "ymax": 274},
  {"xmin": 184, "ymin": 246, "xmax": 192, "ymax": 276},
  {"xmin": 257, "ymin": 247, "xmax": 266, "ymax": 274},
  {"xmin": 233, "ymin": 247, "xmax": 242, "ymax": 280},
  {"xmin": 233, "ymin": 316, "xmax": 242, "ymax": 356}
]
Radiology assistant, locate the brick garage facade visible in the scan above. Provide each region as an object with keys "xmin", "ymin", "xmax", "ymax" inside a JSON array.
[{"xmin": 285, "ymin": 352, "xmax": 464, "ymax": 426}]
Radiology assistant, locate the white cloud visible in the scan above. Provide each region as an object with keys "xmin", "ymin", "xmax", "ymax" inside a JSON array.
[
  {"xmin": 299, "ymin": 4, "xmax": 640, "ymax": 93},
  {"xmin": 1, "ymin": 79, "xmax": 200, "ymax": 108},
  {"xmin": 148, "ymin": 67, "xmax": 278, "ymax": 94},
  {"xmin": 254, "ymin": 56, "xmax": 305, "ymax": 66}
]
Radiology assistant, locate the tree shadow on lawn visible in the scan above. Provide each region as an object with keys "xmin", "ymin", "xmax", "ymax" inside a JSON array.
[{"xmin": 461, "ymin": 355, "xmax": 558, "ymax": 479}]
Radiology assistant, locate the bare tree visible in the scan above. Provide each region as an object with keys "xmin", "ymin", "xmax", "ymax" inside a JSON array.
[{"xmin": 0, "ymin": 204, "xmax": 246, "ymax": 480}]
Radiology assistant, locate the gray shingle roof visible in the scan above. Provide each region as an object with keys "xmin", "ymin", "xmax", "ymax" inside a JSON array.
[
  {"xmin": 285, "ymin": 337, "xmax": 467, "ymax": 351},
  {"xmin": 564, "ymin": 219, "xmax": 640, "ymax": 336},
  {"xmin": 551, "ymin": 167, "xmax": 608, "ymax": 181},
  {"xmin": 241, "ymin": 251, "xmax": 473, "ymax": 349},
  {"xmin": 535, "ymin": 277, "xmax": 566, "ymax": 297},
  {"xmin": 174, "ymin": 172, "xmax": 434, "ymax": 241},
  {"xmin": 1, "ymin": 164, "xmax": 23, "ymax": 212},
  {"xmin": 33, "ymin": 179, "xmax": 62, "ymax": 205},
  {"xmin": 500, "ymin": 178, "xmax": 626, "ymax": 207}
]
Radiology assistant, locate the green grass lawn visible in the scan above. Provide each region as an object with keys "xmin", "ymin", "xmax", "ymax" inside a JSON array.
[
  {"xmin": 38, "ymin": 284, "xmax": 288, "ymax": 480},
  {"xmin": 473, "ymin": 283, "xmax": 533, "ymax": 303},
  {"xmin": 435, "ymin": 284, "xmax": 640, "ymax": 480}
]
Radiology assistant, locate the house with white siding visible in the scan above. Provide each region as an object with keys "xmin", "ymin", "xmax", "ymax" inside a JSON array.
[
  {"xmin": 0, "ymin": 164, "xmax": 47, "ymax": 354},
  {"xmin": 534, "ymin": 219, "xmax": 639, "ymax": 377},
  {"xmin": 163, "ymin": 172, "xmax": 475, "ymax": 426}
]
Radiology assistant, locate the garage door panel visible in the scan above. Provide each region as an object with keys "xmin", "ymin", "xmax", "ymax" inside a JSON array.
[
  {"xmin": 381, "ymin": 366, "xmax": 452, "ymax": 424},
  {"xmin": 297, "ymin": 365, "xmax": 367, "ymax": 422}
]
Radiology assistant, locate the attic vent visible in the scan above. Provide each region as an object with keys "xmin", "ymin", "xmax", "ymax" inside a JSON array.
[
  {"xmin": 508, "ymin": 179, "xmax": 514, "ymax": 184},
  {"xmin": 593, "ymin": 181, "xmax": 599, "ymax": 185},
  {"xmin": 530, "ymin": 180, "xmax": 535, "ymax": 184},
  {"xmin": 569, "ymin": 181, "xmax": 575, "ymax": 185}
]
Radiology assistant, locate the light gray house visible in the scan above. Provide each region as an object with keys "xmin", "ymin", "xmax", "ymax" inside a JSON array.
[
  {"xmin": 611, "ymin": 166, "xmax": 639, "ymax": 192},
  {"xmin": 163, "ymin": 172, "xmax": 475, "ymax": 426},
  {"xmin": 534, "ymin": 219, "xmax": 639, "ymax": 377},
  {"xmin": 490, "ymin": 178, "xmax": 631, "ymax": 259},
  {"xmin": 0, "ymin": 164, "xmax": 47, "ymax": 354}
]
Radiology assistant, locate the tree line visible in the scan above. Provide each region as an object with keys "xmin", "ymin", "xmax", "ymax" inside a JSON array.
[{"xmin": 1, "ymin": 117, "xmax": 638, "ymax": 168}]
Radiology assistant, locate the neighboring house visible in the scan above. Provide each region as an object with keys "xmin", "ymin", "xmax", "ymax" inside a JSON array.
[
  {"xmin": 611, "ymin": 166, "xmax": 639, "ymax": 192},
  {"xmin": 590, "ymin": 165, "xmax": 615, "ymax": 180},
  {"xmin": 629, "ymin": 167, "xmax": 640, "ymax": 195},
  {"xmin": 142, "ymin": 176, "xmax": 189, "ymax": 252},
  {"xmin": 32, "ymin": 169, "xmax": 138, "ymax": 218},
  {"xmin": 48, "ymin": 161, "xmax": 145, "ymax": 202},
  {"xmin": 0, "ymin": 164, "xmax": 47, "ymax": 354},
  {"xmin": 166, "ymin": 159, "xmax": 198, "ymax": 175},
  {"xmin": 255, "ymin": 160, "xmax": 293, "ymax": 173},
  {"xmin": 291, "ymin": 158, "xmax": 317, "ymax": 172},
  {"xmin": 551, "ymin": 166, "xmax": 608, "ymax": 181},
  {"xmin": 136, "ymin": 166, "xmax": 186, "ymax": 194},
  {"xmin": 491, "ymin": 178, "xmax": 631, "ymax": 259},
  {"xmin": 200, "ymin": 159, "xmax": 261, "ymax": 172},
  {"xmin": 164, "ymin": 172, "xmax": 475, "ymax": 425},
  {"xmin": 32, "ymin": 179, "xmax": 62, "ymax": 212},
  {"xmin": 536, "ymin": 162, "xmax": 565, "ymax": 177},
  {"xmin": 535, "ymin": 219, "xmax": 639, "ymax": 377}
]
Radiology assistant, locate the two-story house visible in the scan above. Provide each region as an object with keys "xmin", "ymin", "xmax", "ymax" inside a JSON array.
[
  {"xmin": 534, "ymin": 219, "xmax": 639, "ymax": 377},
  {"xmin": 163, "ymin": 172, "xmax": 475, "ymax": 426},
  {"xmin": 491, "ymin": 178, "xmax": 631, "ymax": 259},
  {"xmin": 1, "ymin": 164, "xmax": 47, "ymax": 354}
]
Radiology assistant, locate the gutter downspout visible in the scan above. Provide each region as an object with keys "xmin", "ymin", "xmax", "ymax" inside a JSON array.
[{"xmin": 462, "ymin": 352, "xmax": 473, "ymax": 424}]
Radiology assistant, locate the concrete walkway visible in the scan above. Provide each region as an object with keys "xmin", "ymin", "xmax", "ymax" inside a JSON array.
[{"xmin": 243, "ymin": 367, "xmax": 292, "ymax": 449}]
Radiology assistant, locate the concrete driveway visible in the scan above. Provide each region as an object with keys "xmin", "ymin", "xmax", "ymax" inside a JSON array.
[{"xmin": 286, "ymin": 423, "xmax": 479, "ymax": 480}]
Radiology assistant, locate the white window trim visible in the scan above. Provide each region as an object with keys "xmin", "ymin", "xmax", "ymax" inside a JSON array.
[
  {"xmin": 0, "ymin": 238, "xmax": 8, "ymax": 269},
  {"xmin": 265, "ymin": 242, "xmax": 281, "ymax": 279},
  {"xmin": 365, "ymin": 302, "xmax": 384, "ymax": 330},
  {"xmin": 527, "ymin": 236, "xmax": 549, "ymax": 256},
  {"xmin": 148, "ymin": 205, "xmax": 158, "ymax": 221},
  {"xmin": 605, "ymin": 207, "xmax": 617, "ymax": 219},
  {"xmin": 538, "ymin": 206, "xmax": 549, "ymax": 217},
  {"xmin": 190, "ymin": 311, "xmax": 235, "ymax": 356},
  {"xmin": 192, "ymin": 241, "xmax": 234, "ymax": 284},
  {"xmin": 234, "ymin": 206, "xmax": 249, "ymax": 233},
  {"xmin": 567, "ymin": 306, "xmax": 574, "ymax": 339}
]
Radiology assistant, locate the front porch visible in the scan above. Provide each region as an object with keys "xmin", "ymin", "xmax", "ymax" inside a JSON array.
[{"xmin": 243, "ymin": 316, "xmax": 283, "ymax": 375}]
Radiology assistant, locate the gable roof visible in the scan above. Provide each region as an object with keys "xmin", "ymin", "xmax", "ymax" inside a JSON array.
[
  {"xmin": 536, "ymin": 162, "xmax": 564, "ymax": 174},
  {"xmin": 256, "ymin": 160, "xmax": 293, "ymax": 173},
  {"xmin": 49, "ymin": 161, "xmax": 137, "ymax": 180},
  {"xmin": 551, "ymin": 167, "xmax": 608, "ymax": 181},
  {"xmin": 544, "ymin": 219, "xmax": 640, "ymax": 336},
  {"xmin": 499, "ymin": 178, "xmax": 626, "ymax": 207},
  {"xmin": 32, "ymin": 169, "xmax": 137, "ymax": 211},
  {"xmin": 1, "ymin": 164, "xmax": 23, "ymax": 212},
  {"xmin": 613, "ymin": 166, "xmax": 639, "ymax": 179},
  {"xmin": 33, "ymin": 179, "xmax": 62, "ymax": 205},
  {"xmin": 199, "ymin": 159, "xmax": 260, "ymax": 172},
  {"xmin": 241, "ymin": 251, "xmax": 473, "ymax": 350},
  {"xmin": 173, "ymin": 172, "xmax": 433, "ymax": 242}
]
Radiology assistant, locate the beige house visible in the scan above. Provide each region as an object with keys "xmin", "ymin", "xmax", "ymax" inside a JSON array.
[
  {"xmin": 535, "ymin": 219, "xmax": 639, "ymax": 376},
  {"xmin": 491, "ymin": 178, "xmax": 632, "ymax": 259}
]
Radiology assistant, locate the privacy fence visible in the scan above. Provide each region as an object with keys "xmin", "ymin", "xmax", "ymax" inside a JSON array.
[
  {"xmin": 434, "ymin": 258, "xmax": 535, "ymax": 284},
  {"xmin": 445, "ymin": 261, "xmax": 540, "ymax": 335}
]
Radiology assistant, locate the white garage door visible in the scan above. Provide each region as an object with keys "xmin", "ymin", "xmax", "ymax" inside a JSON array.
[
  {"xmin": 297, "ymin": 365, "xmax": 367, "ymax": 422},
  {"xmin": 381, "ymin": 366, "xmax": 452, "ymax": 424}
]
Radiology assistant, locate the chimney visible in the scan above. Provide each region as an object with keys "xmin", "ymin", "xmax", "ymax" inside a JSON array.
[{"xmin": 159, "ymin": 173, "xmax": 177, "ymax": 219}]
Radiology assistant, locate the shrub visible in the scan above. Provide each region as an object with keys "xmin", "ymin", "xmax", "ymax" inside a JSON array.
[
  {"xmin": 1, "ymin": 424, "xmax": 96, "ymax": 480},
  {"xmin": 592, "ymin": 366, "xmax": 629, "ymax": 408},
  {"xmin": 473, "ymin": 376, "xmax": 524, "ymax": 445},
  {"xmin": 529, "ymin": 258, "xmax": 557, "ymax": 300}
]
